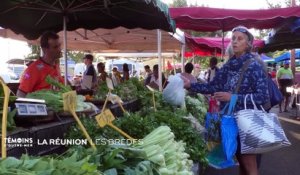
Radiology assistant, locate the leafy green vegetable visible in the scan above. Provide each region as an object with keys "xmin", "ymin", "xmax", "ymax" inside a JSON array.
[
  {"xmin": 0, "ymin": 153, "xmax": 102, "ymax": 175},
  {"xmin": 185, "ymin": 95, "xmax": 208, "ymax": 125},
  {"xmin": 26, "ymin": 90, "xmax": 63, "ymax": 112},
  {"xmin": 45, "ymin": 75, "xmax": 72, "ymax": 93}
]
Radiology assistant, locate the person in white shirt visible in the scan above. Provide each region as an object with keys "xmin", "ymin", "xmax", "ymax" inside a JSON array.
[
  {"xmin": 144, "ymin": 65, "xmax": 152, "ymax": 79},
  {"xmin": 181, "ymin": 62, "xmax": 197, "ymax": 83},
  {"xmin": 144, "ymin": 64, "xmax": 166, "ymax": 90}
]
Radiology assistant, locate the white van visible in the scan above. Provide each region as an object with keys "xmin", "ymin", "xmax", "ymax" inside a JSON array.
[
  {"xmin": 0, "ymin": 67, "xmax": 19, "ymax": 83},
  {"xmin": 7, "ymin": 64, "xmax": 26, "ymax": 79},
  {"xmin": 105, "ymin": 59, "xmax": 144, "ymax": 77}
]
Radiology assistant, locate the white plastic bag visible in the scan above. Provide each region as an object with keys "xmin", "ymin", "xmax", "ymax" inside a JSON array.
[{"xmin": 162, "ymin": 74, "xmax": 185, "ymax": 106}]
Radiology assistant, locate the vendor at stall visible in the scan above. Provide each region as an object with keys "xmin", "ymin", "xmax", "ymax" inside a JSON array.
[
  {"xmin": 97, "ymin": 62, "xmax": 108, "ymax": 83},
  {"xmin": 144, "ymin": 64, "xmax": 166, "ymax": 90},
  {"xmin": 111, "ymin": 67, "xmax": 122, "ymax": 87},
  {"xmin": 17, "ymin": 31, "xmax": 64, "ymax": 97}
]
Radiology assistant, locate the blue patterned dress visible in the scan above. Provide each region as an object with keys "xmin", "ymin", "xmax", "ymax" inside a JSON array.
[{"xmin": 190, "ymin": 52, "xmax": 270, "ymax": 111}]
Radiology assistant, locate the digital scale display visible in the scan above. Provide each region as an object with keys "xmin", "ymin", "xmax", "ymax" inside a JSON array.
[{"xmin": 15, "ymin": 103, "xmax": 47, "ymax": 116}]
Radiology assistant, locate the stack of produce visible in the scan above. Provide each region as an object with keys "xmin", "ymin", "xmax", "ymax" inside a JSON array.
[
  {"xmin": 0, "ymin": 152, "xmax": 101, "ymax": 175},
  {"xmin": 134, "ymin": 126, "xmax": 193, "ymax": 175},
  {"xmin": 185, "ymin": 94, "xmax": 208, "ymax": 125},
  {"xmin": 94, "ymin": 78, "xmax": 146, "ymax": 101},
  {"xmin": 25, "ymin": 76, "xmax": 72, "ymax": 112},
  {"xmin": 26, "ymin": 76, "xmax": 96, "ymax": 112},
  {"xmin": 67, "ymin": 124, "xmax": 193, "ymax": 174}
]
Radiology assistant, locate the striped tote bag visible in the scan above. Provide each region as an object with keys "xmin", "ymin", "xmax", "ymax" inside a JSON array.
[{"xmin": 235, "ymin": 94, "xmax": 291, "ymax": 154}]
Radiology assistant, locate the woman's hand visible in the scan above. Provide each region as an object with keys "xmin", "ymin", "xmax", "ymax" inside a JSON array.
[{"xmin": 214, "ymin": 92, "xmax": 231, "ymax": 102}]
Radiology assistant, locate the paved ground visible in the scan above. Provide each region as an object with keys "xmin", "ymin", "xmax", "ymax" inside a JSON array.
[
  {"xmin": 259, "ymin": 107, "xmax": 300, "ymax": 175},
  {"xmin": 203, "ymin": 106, "xmax": 300, "ymax": 175}
]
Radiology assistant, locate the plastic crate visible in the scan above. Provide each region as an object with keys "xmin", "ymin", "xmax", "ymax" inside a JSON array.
[
  {"xmin": 109, "ymin": 103, "xmax": 124, "ymax": 117},
  {"xmin": 124, "ymin": 99, "xmax": 141, "ymax": 113},
  {"xmin": 27, "ymin": 118, "xmax": 75, "ymax": 156}
]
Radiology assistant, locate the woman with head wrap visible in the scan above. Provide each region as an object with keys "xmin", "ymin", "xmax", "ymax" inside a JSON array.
[{"xmin": 182, "ymin": 26, "xmax": 270, "ymax": 175}]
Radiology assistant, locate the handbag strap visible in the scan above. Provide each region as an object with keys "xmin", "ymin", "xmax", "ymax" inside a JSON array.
[
  {"xmin": 227, "ymin": 94, "xmax": 238, "ymax": 115},
  {"xmin": 244, "ymin": 94, "xmax": 267, "ymax": 112},
  {"xmin": 234, "ymin": 59, "xmax": 254, "ymax": 93}
]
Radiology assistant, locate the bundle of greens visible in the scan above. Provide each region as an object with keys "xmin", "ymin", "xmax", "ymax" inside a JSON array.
[
  {"xmin": 66, "ymin": 144, "xmax": 158, "ymax": 175},
  {"xmin": 185, "ymin": 94, "xmax": 208, "ymax": 125},
  {"xmin": 94, "ymin": 83, "xmax": 109, "ymax": 100},
  {"xmin": 0, "ymin": 152, "xmax": 101, "ymax": 175},
  {"xmin": 0, "ymin": 85, "xmax": 17, "ymax": 130},
  {"xmin": 116, "ymin": 109, "xmax": 207, "ymax": 165},
  {"xmin": 0, "ymin": 108, "xmax": 17, "ymax": 131},
  {"xmin": 26, "ymin": 89, "xmax": 63, "ymax": 112},
  {"xmin": 134, "ymin": 126, "xmax": 193, "ymax": 175},
  {"xmin": 45, "ymin": 75, "xmax": 72, "ymax": 93}
]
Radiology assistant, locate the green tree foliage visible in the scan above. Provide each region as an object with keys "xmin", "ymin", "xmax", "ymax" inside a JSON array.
[
  {"xmin": 266, "ymin": 0, "xmax": 283, "ymax": 8},
  {"xmin": 266, "ymin": 0, "xmax": 300, "ymax": 8},
  {"xmin": 67, "ymin": 50, "xmax": 86, "ymax": 63},
  {"xmin": 170, "ymin": 0, "xmax": 187, "ymax": 7},
  {"xmin": 26, "ymin": 44, "xmax": 40, "ymax": 60}
]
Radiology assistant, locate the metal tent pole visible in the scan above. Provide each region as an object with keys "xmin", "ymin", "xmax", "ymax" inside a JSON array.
[
  {"xmin": 221, "ymin": 31, "xmax": 225, "ymax": 60},
  {"xmin": 181, "ymin": 44, "xmax": 185, "ymax": 73},
  {"xmin": 157, "ymin": 29, "xmax": 162, "ymax": 91},
  {"xmin": 63, "ymin": 16, "xmax": 68, "ymax": 85}
]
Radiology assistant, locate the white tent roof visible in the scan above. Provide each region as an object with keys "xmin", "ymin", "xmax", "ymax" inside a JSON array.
[{"xmin": 0, "ymin": 27, "xmax": 184, "ymax": 53}]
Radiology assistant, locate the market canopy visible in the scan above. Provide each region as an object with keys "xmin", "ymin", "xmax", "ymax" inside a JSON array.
[
  {"xmin": 170, "ymin": 7, "xmax": 300, "ymax": 31},
  {"xmin": 0, "ymin": 0, "xmax": 176, "ymax": 40},
  {"xmin": 184, "ymin": 51, "xmax": 221, "ymax": 57},
  {"xmin": 274, "ymin": 50, "xmax": 300, "ymax": 62},
  {"xmin": 260, "ymin": 54, "xmax": 274, "ymax": 63},
  {"xmin": 0, "ymin": 27, "xmax": 182, "ymax": 53},
  {"xmin": 260, "ymin": 18, "xmax": 300, "ymax": 53},
  {"xmin": 185, "ymin": 35, "xmax": 265, "ymax": 55}
]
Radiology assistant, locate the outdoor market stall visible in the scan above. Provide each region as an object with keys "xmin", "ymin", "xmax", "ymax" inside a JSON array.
[
  {"xmin": 170, "ymin": 6, "xmax": 300, "ymax": 66},
  {"xmin": 0, "ymin": 0, "xmax": 176, "ymax": 86},
  {"xmin": 0, "ymin": 1, "xmax": 205, "ymax": 174},
  {"xmin": 259, "ymin": 18, "xmax": 300, "ymax": 53},
  {"xmin": 185, "ymin": 35, "xmax": 265, "ymax": 56}
]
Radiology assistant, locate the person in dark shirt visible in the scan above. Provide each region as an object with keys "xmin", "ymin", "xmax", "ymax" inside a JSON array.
[
  {"xmin": 207, "ymin": 56, "xmax": 219, "ymax": 82},
  {"xmin": 122, "ymin": 63, "xmax": 130, "ymax": 81},
  {"xmin": 83, "ymin": 54, "xmax": 97, "ymax": 88}
]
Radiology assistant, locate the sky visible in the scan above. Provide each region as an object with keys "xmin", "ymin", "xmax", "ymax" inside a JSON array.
[{"xmin": 0, "ymin": 0, "xmax": 290, "ymax": 64}]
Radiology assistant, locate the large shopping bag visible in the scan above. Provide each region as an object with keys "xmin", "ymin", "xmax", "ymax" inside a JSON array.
[
  {"xmin": 220, "ymin": 94, "xmax": 238, "ymax": 162},
  {"xmin": 206, "ymin": 95, "xmax": 238, "ymax": 169},
  {"xmin": 236, "ymin": 94, "xmax": 291, "ymax": 154},
  {"xmin": 205, "ymin": 97, "xmax": 220, "ymax": 150}
]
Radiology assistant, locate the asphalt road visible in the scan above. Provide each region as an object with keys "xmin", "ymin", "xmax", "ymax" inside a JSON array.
[{"xmin": 259, "ymin": 107, "xmax": 300, "ymax": 175}]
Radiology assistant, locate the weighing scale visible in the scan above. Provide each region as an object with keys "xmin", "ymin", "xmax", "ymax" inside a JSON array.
[{"xmin": 14, "ymin": 98, "xmax": 48, "ymax": 116}]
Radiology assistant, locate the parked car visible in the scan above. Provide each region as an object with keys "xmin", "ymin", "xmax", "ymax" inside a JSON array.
[{"xmin": 0, "ymin": 67, "xmax": 19, "ymax": 83}]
